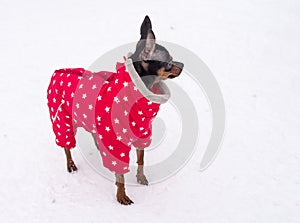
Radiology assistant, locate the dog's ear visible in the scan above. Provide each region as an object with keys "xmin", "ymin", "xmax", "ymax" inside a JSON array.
[
  {"xmin": 144, "ymin": 30, "xmax": 156, "ymax": 53},
  {"xmin": 140, "ymin": 15, "xmax": 152, "ymax": 39}
]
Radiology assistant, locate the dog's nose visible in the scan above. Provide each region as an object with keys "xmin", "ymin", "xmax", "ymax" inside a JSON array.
[{"xmin": 175, "ymin": 62, "xmax": 184, "ymax": 70}]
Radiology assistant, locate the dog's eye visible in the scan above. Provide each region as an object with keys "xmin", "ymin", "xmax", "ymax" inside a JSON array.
[{"xmin": 165, "ymin": 61, "xmax": 172, "ymax": 71}]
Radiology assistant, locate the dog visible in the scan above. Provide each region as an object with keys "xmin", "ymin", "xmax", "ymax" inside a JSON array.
[{"xmin": 47, "ymin": 15, "xmax": 184, "ymax": 205}]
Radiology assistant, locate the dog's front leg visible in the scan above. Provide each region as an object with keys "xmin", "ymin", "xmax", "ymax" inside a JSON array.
[
  {"xmin": 136, "ymin": 148, "xmax": 149, "ymax": 185},
  {"xmin": 64, "ymin": 148, "xmax": 78, "ymax": 173},
  {"xmin": 115, "ymin": 174, "xmax": 134, "ymax": 205}
]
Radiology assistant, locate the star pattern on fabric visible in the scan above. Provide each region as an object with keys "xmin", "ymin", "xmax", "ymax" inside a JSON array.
[
  {"xmin": 114, "ymin": 96, "xmax": 120, "ymax": 104},
  {"xmin": 108, "ymin": 145, "xmax": 114, "ymax": 150},
  {"xmin": 114, "ymin": 118, "xmax": 119, "ymax": 124}
]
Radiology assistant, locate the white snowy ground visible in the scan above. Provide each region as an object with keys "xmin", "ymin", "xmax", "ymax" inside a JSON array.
[{"xmin": 0, "ymin": 0, "xmax": 300, "ymax": 222}]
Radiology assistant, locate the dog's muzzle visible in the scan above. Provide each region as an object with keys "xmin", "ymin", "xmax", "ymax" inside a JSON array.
[{"xmin": 168, "ymin": 61, "xmax": 184, "ymax": 79}]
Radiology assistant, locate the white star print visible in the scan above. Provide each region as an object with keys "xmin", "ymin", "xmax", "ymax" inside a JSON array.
[
  {"xmin": 83, "ymin": 114, "xmax": 87, "ymax": 119},
  {"xmin": 67, "ymin": 74, "xmax": 70, "ymax": 78},
  {"xmin": 114, "ymin": 96, "xmax": 120, "ymax": 104},
  {"xmin": 117, "ymin": 136, "xmax": 122, "ymax": 141},
  {"xmin": 143, "ymin": 131, "xmax": 148, "ymax": 135},
  {"xmin": 120, "ymin": 153, "xmax": 125, "ymax": 157},
  {"xmin": 138, "ymin": 111, "xmax": 143, "ymax": 115},
  {"xmin": 112, "ymin": 161, "xmax": 117, "ymax": 166},
  {"xmin": 133, "ymin": 86, "xmax": 138, "ymax": 91},
  {"xmin": 82, "ymin": 93, "xmax": 87, "ymax": 99},
  {"xmin": 147, "ymin": 101, "xmax": 153, "ymax": 105},
  {"xmin": 103, "ymin": 152, "xmax": 106, "ymax": 156},
  {"xmin": 131, "ymin": 121, "xmax": 136, "ymax": 126},
  {"xmin": 127, "ymin": 142, "xmax": 132, "ymax": 146},
  {"xmin": 123, "ymin": 96, "xmax": 128, "ymax": 101},
  {"xmin": 97, "ymin": 95, "xmax": 102, "ymax": 101},
  {"xmin": 92, "ymin": 129, "xmax": 96, "ymax": 134},
  {"xmin": 124, "ymin": 110, "xmax": 128, "ymax": 116},
  {"xmin": 53, "ymin": 98, "xmax": 56, "ymax": 103},
  {"xmin": 97, "ymin": 116, "xmax": 101, "ymax": 121},
  {"xmin": 108, "ymin": 145, "xmax": 114, "ymax": 150},
  {"xmin": 52, "ymin": 80, "xmax": 56, "ymax": 85},
  {"xmin": 67, "ymin": 82, "xmax": 71, "ymax": 87},
  {"xmin": 114, "ymin": 118, "xmax": 119, "ymax": 124},
  {"xmin": 115, "ymin": 79, "xmax": 119, "ymax": 84},
  {"xmin": 88, "ymin": 104, "xmax": 93, "ymax": 110},
  {"xmin": 122, "ymin": 128, "xmax": 127, "ymax": 133},
  {"xmin": 71, "ymin": 92, "xmax": 74, "ymax": 98},
  {"xmin": 89, "ymin": 75, "xmax": 94, "ymax": 80},
  {"xmin": 105, "ymin": 126, "xmax": 110, "ymax": 132},
  {"xmin": 76, "ymin": 103, "xmax": 80, "ymax": 109},
  {"xmin": 92, "ymin": 84, "xmax": 97, "ymax": 90},
  {"xmin": 107, "ymin": 87, "xmax": 111, "ymax": 91},
  {"xmin": 123, "ymin": 81, "xmax": 128, "ymax": 87},
  {"xmin": 79, "ymin": 84, "xmax": 83, "ymax": 89},
  {"xmin": 141, "ymin": 117, "xmax": 145, "ymax": 121},
  {"xmin": 140, "ymin": 127, "xmax": 144, "ymax": 131},
  {"xmin": 60, "ymin": 81, "xmax": 64, "ymax": 86},
  {"xmin": 48, "ymin": 89, "xmax": 51, "ymax": 94},
  {"xmin": 105, "ymin": 106, "xmax": 110, "ymax": 113},
  {"xmin": 99, "ymin": 134, "xmax": 103, "ymax": 139}
]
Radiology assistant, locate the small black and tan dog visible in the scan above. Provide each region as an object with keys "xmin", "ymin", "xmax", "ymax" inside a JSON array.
[{"xmin": 57, "ymin": 16, "xmax": 183, "ymax": 205}]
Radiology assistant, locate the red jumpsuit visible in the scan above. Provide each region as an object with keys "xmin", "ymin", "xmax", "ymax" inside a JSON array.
[{"xmin": 47, "ymin": 61, "xmax": 165, "ymax": 174}]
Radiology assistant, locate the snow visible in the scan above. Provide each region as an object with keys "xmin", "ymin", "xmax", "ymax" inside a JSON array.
[{"xmin": 0, "ymin": 0, "xmax": 300, "ymax": 222}]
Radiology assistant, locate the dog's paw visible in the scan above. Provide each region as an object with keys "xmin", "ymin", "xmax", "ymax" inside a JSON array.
[
  {"xmin": 67, "ymin": 159, "xmax": 78, "ymax": 173},
  {"xmin": 136, "ymin": 174, "xmax": 149, "ymax": 186},
  {"xmin": 116, "ymin": 192, "xmax": 134, "ymax": 205}
]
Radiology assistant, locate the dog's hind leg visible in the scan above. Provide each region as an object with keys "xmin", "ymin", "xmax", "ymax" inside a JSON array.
[
  {"xmin": 64, "ymin": 148, "xmax": 78, "ymax": 173},
  {"xmin": 136, "ymin": 148, "xmax": 149, "ymax": 185},
  {"xmin": 115, "ymin": 174, "xmax": 134, "ymax": 205}
]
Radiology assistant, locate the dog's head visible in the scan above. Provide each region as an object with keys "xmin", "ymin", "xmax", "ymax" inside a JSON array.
[{"xmin": 129, "ymin": 16, "xmax": 184, "ymax": 80}]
